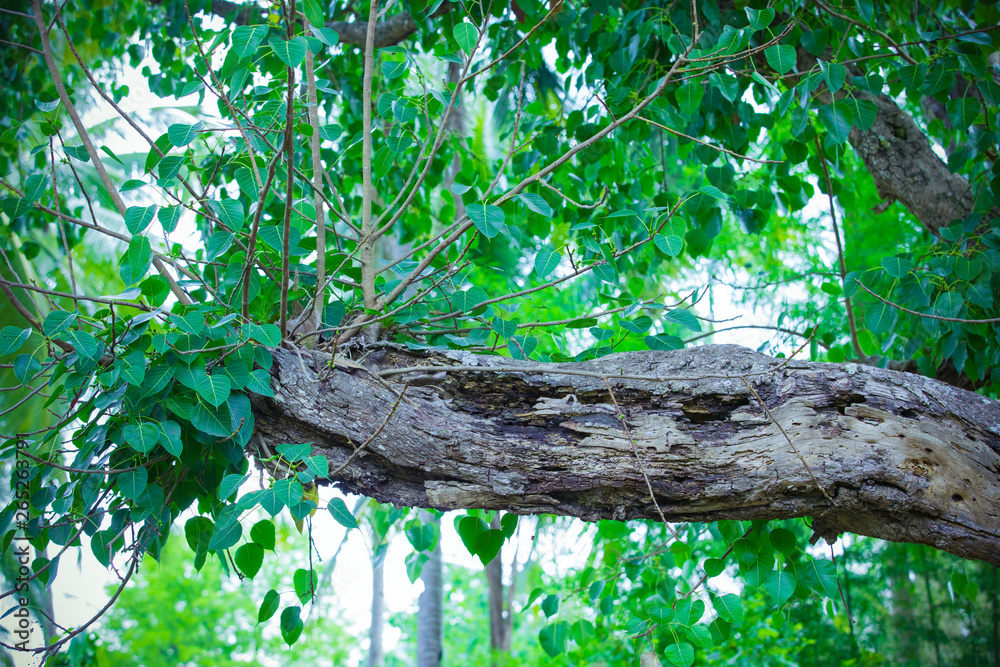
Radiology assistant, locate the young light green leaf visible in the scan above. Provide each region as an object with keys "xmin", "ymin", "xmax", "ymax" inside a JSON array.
[
  {"xmin": 654, "ymin": 234, "xmax": 683, "ymax": 257},
  {"xmin": 382, "ymin": 61, "xmax": 408, "ymax": 80},
  {"xmin": 664, "ymin": 642, "xmax": 695, "ymax": 667},
  {"xmin": 534, "ymin": 249, "xmax": 561, "ymax": 277},
  {"xmin": 713, "ymin": 593, "xmax": 743, "ymax": 625},
  {"xmin": 698, "ymin": 185, "xmax": 726, "ymax": 200},
  {"xmin": 453, "ymin": 22, "xmax": 478, "ymax": 53},
  {"xmin": 233, "ymin": 25, "xmax": 268, "ymax": 59}
]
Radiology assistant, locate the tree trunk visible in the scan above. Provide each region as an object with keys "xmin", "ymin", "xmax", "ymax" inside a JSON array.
[
  {"xmin": 368, "ymin": 557, "xmax": 385, "ymax": 667},
  {"xmin": 486, "ymin": 516, "xmax": 509, "ymax": 666},
  {"xmin": 416, "ymin": 511, "xmax": 443, "ymax": 667},
  {"xmin": 251, "ymin": 343, "xmax": 1000, "ymax": 566}
]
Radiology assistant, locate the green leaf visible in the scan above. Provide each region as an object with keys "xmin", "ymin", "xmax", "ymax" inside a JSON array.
[
  {"xmin": 881, "ymin": 256, "xmax": 912, "ymax": 278},
  {"xmin": 518, "ymin": 193, "xmax": 553, "ymax": 217},
  {"xmin": 124, "ymin": 205, "xmax": 157, "ymax": 234},
  {"xmin": 453, "ymin": 22, "xmax": 478, "ymax": 52},
  {"xmin": 768, "ymin": 527, "xmax": 797, "ymax": 554},
  {"xmin": 538, "ymin": 622, "xmax": 568, "ymax": 657},
  {"xmin": 475, "ymin": 528, "xmax": 504, "ymax": 565},
  {"xmin": 946, "ymin": 97, "xmax": 979, "ymax": 130},
  {"xmin": 293, "ymin": 568, "xmax": 318, "ymax": 604},
  {"xmin": 258, "ymin": 589, "xmax": 280, "ymax": 622},
  {"xmin": 249, "ymin": 520, "xmax": 276, "ymax": 550},
  {"xmin": 866, "ymin": 300, "xmax": 898, "ymax": 334},
  {"xmin": 219, "ymin": 473, "xmax": 247, "ymax": 500},
  {"xmin": 246, "ymin": 368, "xmax": 274, "ymax": 397},
  {"xmin": 43, "ymin": 311, "xmax": 77, "ymax": 338},
  {"xmin": 280, "ymin": 606, "xmax": 303, "ymax": 646},
  {"xmin": 208, "ymin": 516, "xmax": 242, "ymax": 551},
  {"xmin": 818, "ymin": 60, "xmax": 846, "ymax": 93},
  {"xmin": 698, "ymin": 185, "xmax": 726, "ymax": 200},
  {"xmin": 457, "ymin": 515, "xmax": 488, "ymax": 556},
  {"xmin": 310, "ymin": 25, "xmax": 339, "ymax": 47},
  {"xmin": 120, "ymin": 236, "xmax": 152, "ymax": 286},
  {"xmin": 382, "ymin": 61, "xmax": 408, "ymax": 80},
  {"xmin": 23, "ymin": 173, "xmax": 49, "ymax": 202},
  {"xmin": 269, "ymin": 36, "xmax": 307, "ymax": 68},
  {"xmin": 158, "ymin": 206, "xmax": 181, "ymax": 233},
  {"xmin": 208, "ymin": 199, "xmax": 246, "ymax": 232},
  {"xmin": 676, "ymin": 82, "xmax": 704, "ymax": 115},
  {"xmin": 745, "ymin": 6, "xmax": 775, "ymax": 30},
  {"xmin": 763, "ymin": 569, "xmax": 797, "ymax": 605},
  {"xmin": 189, "ymin": 402, "xmax": 233, "ymax": 438},
  {"xmin": 856, "ymin": 0, "xmax": 874, "ymax": 23},
  {"xmin": 654, "ymin": 234, "xmax": 683, "ymax": 257},
  {"xmin": 704, "ymin": 558, "xmax": 724, "ymax": 577},
  {"xmin": 302, "ymin": 0, "xmax": 324, "ymax": 27},
  {"xmin": 0, "ymin": 327, "xmax": 30, "ymax": 356},
  {"xmin": 621, "ymin": 316, "xmax": 652, "ymax": 334},
  {"xmin": 245, "ymin": 323, "xmax": 282, "ymax": 346},
  {"xmin": 327, "ymin": 497, "xmax": 358, "ymax": 530},
  {"xmin": 118, "ymin": 350, "xmax": 147, "ymax": 386},
  {"xmin": 157, "ymin": 155, "xmax": 183, "ymax": 181},
  {"xmin": 534, "ymin": 249, "xmax": 561, "ymax": 277},
  {"xmin": 386, "ymin": 135, "xmax": 413, "ymax": 153},
  {"xmin": 817, "ymin": 103, "xmax": 853, "ymax": 143},
  {"xmin": 664, "ymin": 642, "xmax": 695, "ymax": 667},
  {"xmin": 118, "ymin": 467, "xmax": 148, "ymax": 501},
  {"xmin": 158, "ymin": 421, "xmax": 183, "ymax": 456},
  {"xmin": 64, "ymin": 145, "xmax": 90, "ymax": 162},
  {"xmin": 1, "ymin": 197, "xmax": 32, "ymax": 219},
  {"xmin": 167, "ymin": 121, "xmax": 203, "ymax": 147},
  {"xmin": 273, "ymin": 478, "xmax": 304, "ymax": 507},
  {"xmin": 846, "ymin": 98, "xmax": 878, "ymax": 131},
  {"xmin": 541, "ymin": 593, "xmax": 559, "ymax": 617},
  {"xmin": 713, "ymin": 593, "xmax": 743, "ymax": 625},
  {"xmin": 468, "ymin": 203, "xmax": 504, "ymax": 239},
  {"xmin": 645, "ymin": 334, "xmax": 684, "ymax": 350},
  {"xmin": 491, "ymin": 316, "xmax": 517, "ymax": 339},
  {"xmin": 235, "ymin": 543, "xmax": 264, "ymax": 579},
  {"xmin": 764, "ymin": 45, "xmax": 796, "ymax": 75},
  {"xmin": 664, "ymin": 308, "xmax": 701, "ymax": 332},
  {"xmin": 233, "ymin": 25, "xmax": 268, "ymax": 58},
  {"xmin": 277, "ymin": 442, "xmax": 312, "ymax": 462}
]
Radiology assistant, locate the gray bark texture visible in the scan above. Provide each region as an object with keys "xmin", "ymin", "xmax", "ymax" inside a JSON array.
[
  {"xmin": 847, "ymin": 92, "xmax": 976, "ymax": 235},
  {"xmin": 250, "ymin": 344, "xmax": 1000, "ymax": 567}
]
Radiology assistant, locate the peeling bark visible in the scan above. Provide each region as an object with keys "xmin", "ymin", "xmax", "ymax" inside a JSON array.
[{"xmin": 251, "ymin": 344, "xmax": 1000, "ymax": 567}]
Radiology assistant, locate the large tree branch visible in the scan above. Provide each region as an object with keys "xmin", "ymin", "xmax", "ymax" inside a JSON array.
[
  {"xmin": 251, "ymin": 344, "xmax": 1000, "ymax": 567},
  {"xmin": 846, "ymin": 91, "xmax": 976, "ymax": 235}
]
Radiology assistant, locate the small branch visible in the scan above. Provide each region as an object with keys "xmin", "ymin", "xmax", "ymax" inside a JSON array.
[
  {"xmin": 854, "ymin": 280, "xmax": 1000, "ymax": 323},
  {"xmin": 637, "ymin": 115, "xmax": 781, "ymax": 164},
  {"xmin": 359, "ymin": 0, "xmax": 380, "ymax": 312},
  {"xmin": 814, "ymin": 135, "xmax": 862, "ymax": 358},
  {"xmin": 279, "ymin": 0, "xmax": 299, "ymax": 338}
]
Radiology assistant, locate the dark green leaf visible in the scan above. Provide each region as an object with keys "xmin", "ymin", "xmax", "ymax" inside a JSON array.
[
  {"xmin": 235, "ymin": 543, "xmax": 264, "ymax": 579},
  {"xmin": 258, "ymin": 589, "xmax": 280, "ymax": 622},
  {"xmin": 327, "ymin": 497, "xmax": 358, "ymax": 530},
  {"xmin": 764, "ymin": 45, "xmax": 796, "ymax": 75},
  {"xmin": 269, "ymin": 36, "xmax": 307, "ymax": 68}
]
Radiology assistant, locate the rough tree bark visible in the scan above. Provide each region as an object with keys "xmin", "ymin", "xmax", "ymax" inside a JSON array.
[{"xmin": 250, "ymin": 344, "xmax": 1000, "ymax": 567}]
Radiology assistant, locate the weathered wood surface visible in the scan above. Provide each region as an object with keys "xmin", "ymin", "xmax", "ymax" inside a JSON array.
[{"xmin": 250, "ymin": 344, "xmax": 1000, "ymax": 566}]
